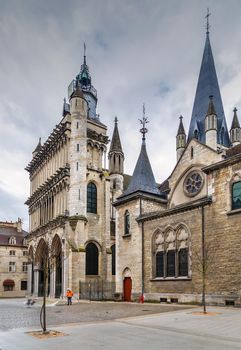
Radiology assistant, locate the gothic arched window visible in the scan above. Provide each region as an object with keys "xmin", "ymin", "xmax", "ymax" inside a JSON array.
[
  {"xmin": 85, "ymin": 242, "xmax": 99, "ymax": 275},
  {"xmin": 194, "ymin": 129, "xmax": 199, "ymax": 140},
  {"xmin": 111, "ymin": 244, "xmax": 116, "ymax": 275},
  {"xmin": 9, "ymin": 236, "xmax": 16, "ymax": 245},
  {"xmin": 87, "ymin": 182, "xmax": 97, "ymax": 213},
  {"xmin": 124, "ymin": 210, "xmax": 130, "ymax": 235},
  {"xmin": 153, "ymin": 226, "xmax": 190, "ymax": 279},
  {"xmin": 232, "ymin": 181, "xmax": 241, "ymax": 210}
]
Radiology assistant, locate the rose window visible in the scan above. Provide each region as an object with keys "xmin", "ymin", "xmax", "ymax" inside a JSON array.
[{"xmin": 184, "ymin": 172, "xmax": 203, "ymax": 196}]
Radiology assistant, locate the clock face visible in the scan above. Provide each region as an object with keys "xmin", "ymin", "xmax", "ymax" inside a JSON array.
[{"xmin": 184, "ymin": 171, "xmax": 204, "ymax": 196}]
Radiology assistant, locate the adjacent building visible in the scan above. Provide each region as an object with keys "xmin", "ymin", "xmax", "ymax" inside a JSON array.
[
  {"xmin": 114, "ymin": 27, "xmax": 241, "ymax": 306},
  {"xmin": 0, "ymin": 219, "xmax": 28, "ymax": 297}
]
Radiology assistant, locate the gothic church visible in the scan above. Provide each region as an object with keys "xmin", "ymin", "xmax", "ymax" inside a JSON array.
[{"xmin": 26, "ymin": 23, "xmax": 241, "ymax": 306}]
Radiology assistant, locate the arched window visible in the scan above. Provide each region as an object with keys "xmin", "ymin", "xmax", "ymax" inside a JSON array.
[
  {"xmin": 9, "ymin": 236, "xmax": 16, "ymax": 245},
  {"xmin": 232, "ymin": 181, "xmax": 241, "ymax": 210},
  {"xmin": 153, "ymin": 226, "xmax": 190, "ymax": 279},
  {"xmin": 87, "ymin": 182, "xmax": 97, "ymax": 213},
  {"xmin": 86, "ymin": 242, "xmax": 99, "ymax": 275},
  {"xmin": 111, "ymin": 245, "xmax": 116, "ymax": 275},
  {"xmin": 124, "ymin": 210, "xmax": 130, "ymax": 235}
]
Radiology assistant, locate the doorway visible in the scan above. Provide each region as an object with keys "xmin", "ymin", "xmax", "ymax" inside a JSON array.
[{"xmin": 123, "ymin": 277, "xmax": 132, "ymax": 301}]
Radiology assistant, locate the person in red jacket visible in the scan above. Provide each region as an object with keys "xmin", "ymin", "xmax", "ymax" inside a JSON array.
[{"xmin": 66, "ymin": 288, "xmax": 73, "ymax": 305}]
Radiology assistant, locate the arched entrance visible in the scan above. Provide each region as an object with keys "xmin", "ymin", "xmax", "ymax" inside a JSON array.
[
  {"xmin": 52, "ymin": 235, "xmax": 62, "ymax": 298},
  {"xmin": 123, "ymin": 268, "xmax": 132, "ymax": 302}
]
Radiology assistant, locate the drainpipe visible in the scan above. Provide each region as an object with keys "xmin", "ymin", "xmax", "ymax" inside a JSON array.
[{"xmin": 140, "ymin": 197, "xmax": 144, "ymax": 303}]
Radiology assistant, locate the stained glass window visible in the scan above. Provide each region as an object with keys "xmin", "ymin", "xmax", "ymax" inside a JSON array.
[
  {"xmin": 87, "ymin": 182, "xmax": 97, "ymax": 213},
  {"xmin": 156, "ymin": 251, "xmax": 164, "ymax": 277},
  {"xmin": 232, "ymin": 182, "xmax": 241, "ymax": 210}
]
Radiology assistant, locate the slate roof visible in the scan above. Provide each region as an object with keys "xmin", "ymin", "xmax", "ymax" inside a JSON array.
[
  {"xmin": 121, "ymin": 140, "xmax": 161, "ymax": 197},
  {"xmin": 230, "ymin": 108, "xmax": 240, "ymax": 130},
  {"xmin": 0, "ymin": 225, "xmax": 28, "ymax": 246},
  {"xmin": 177, "ymin": 116, "xmax": 186, "ymax": 136},
  {"xmin": 109, "ymin": 117, "xmax": 123, "ymax": 153},
  {"xmin": 188, "ymin": 33, "xmax": 230, "ymax": 147}
]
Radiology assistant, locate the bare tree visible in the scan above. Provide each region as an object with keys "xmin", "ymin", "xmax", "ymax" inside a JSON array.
[
  {"xmin": 193, "ymin": 239, "xmax": 217, "ymax": 314},
  {"xmin": 29, "ymin": 236, "xmax": 64, "ymax": 334}
]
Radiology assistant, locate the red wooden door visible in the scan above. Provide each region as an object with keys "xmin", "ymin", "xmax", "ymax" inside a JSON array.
[{"xmin": 123, "ymin": 277, "xmax": 132, "ymax": 301}]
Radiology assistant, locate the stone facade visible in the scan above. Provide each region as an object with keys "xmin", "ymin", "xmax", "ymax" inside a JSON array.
[
  {"xmin": 0, "ymin": 220, "xmax": 28, "ymax": 297},
  {"xmin": 25, "ymin": 59, "xmax": 121, "ymax": 298},
  {"xmin": 114, "ymin": 29, "xmax": 241, "ymax": 306}
]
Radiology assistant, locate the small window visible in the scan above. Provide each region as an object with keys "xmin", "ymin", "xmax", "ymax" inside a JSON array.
[
  {"xmin": 76, "ymin": 122, "xmax": 79, "ymax": 129},
  {"xmin": 156, "ymin": 251, "xmax": 164, "ymax": 277},
  {"xmin": 76, "ymin": 162, "xmax": 79, "ymax": 171},
  {"xmin": 9, "ymin": 262, "xmax": 16, "ymax": 272},
  {"xmin": 194, "ymin": 130, "xmax": 199, "ymax": 140},
  {"xmin": 232, "ymin": 181, "xmax": 241, "ymax": 210},
  {"xmin": 87, "ymin": 182, "xmax": 97, "ymax": 213},
  {"xmin": 21, "ymin": 280, "xmax": 27, "ymax": 290},
  {"xmin": 23, "ymin": 238, "xmax": 27, "ymax": 246},
  {"xmin": 111, "ymin": 245, "xmax": 116, "ymax": 275},
  {"xmin": 23, "ymin": 251, "xmax": 28, "ymax": 256},
  {"xmin": 191, "ymin": 147, "xmax": 194, "ymax": 159},
  {"xmin": 124, "ymin": 210, "xmax": 130, "ymax": 235},
  {"xmin": 77, "ymin": 144, "xmax": 80, "ymax": 152},
  {"xmin": 22, "ymin": 262, "xmax": 28, "ymax": 272},
  {"xmin": 9, "ymin": 237, "xmax": 16, "ymax": 245},
  {"xmin": 9, "ymin": 250, "xmax": 15, "ymax": 256}
]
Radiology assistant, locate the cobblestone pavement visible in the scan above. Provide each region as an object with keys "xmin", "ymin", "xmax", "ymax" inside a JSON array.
[{"xmin": 0, "ymin": 298, "xmax": 195, "ymax": 330}]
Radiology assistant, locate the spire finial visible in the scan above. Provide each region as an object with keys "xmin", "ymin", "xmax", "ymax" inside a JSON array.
[
  {"xmin": 139, "ymin": 103, "xmax": 149, "ymax": 141},
  {"xmin": 114, "ymin": 116, "xmax": 118, "ymax": 124},
  {"xmin": 84, "ymin": 42, "xmax": 86, "ymax": 64},
  {"xmin": 205, "ymin": 8, "xmax": 211, "ymax": 34},
  {"xmin": 179, "ymin": 115, "xmax": 183, "ymax": 121},
  {"xmin": 234, "ymin": 107, "xmax": 237, "ymax": 113}
]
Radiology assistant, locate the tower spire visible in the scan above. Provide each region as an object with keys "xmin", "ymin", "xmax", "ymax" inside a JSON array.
[
  {"xmin": 187, "ymin": 16, "xmax": 230, "ymax": 147},
  {"xmin": 108, "ymin": 116, "xmax": 124, "ymax": 175}
]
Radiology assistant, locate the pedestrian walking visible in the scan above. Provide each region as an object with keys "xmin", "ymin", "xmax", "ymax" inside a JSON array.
[{"xmin": 66, "ymin": 288, "xmax": 73, "ymax": 305}]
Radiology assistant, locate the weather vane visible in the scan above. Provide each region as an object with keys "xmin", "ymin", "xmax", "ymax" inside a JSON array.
[
  {"xmin": 139, "ymin": 103, "xmax": 149, "ymax": 141},
  {"xmin": 205, "ymin": 8, "xmax": 211, "ymax": 34}
]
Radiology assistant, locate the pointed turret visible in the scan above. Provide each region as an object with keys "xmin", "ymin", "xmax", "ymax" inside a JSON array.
[
  {"xmin": 188, "ymin": 26, "xmax": 230, "ymax": 147},
  {"xmin": 108, "ymin": 117, "xmax": 124, "ymax": 175},
  {"xmin": 68, "ymin": 44, "xmax": 98, "ymax": 119},
  {"xmin": 123, "ymin": 108, "xmax": 160, "ymax": 196},
  {"xmin": 176, "ymin": 115, "xmax": 186, "ymax": 161},
  {"xmin": 230, "ymin": 108, "xmax": 241, "ymax": 146},
  {"xmin": 205, "ymin": 95, "xmax": 217, "ymax": 149},
  {"xmin": 32, "ymin": 138, "xmax": 42, "ymax": 157}
]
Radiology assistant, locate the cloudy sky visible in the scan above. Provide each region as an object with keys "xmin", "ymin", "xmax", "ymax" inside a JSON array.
[{"xmin": 1, "ymin": 0, "xmax": 241, "ymax": 230}]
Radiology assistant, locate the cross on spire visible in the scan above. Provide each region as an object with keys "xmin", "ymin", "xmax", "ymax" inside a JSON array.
[
  {"xmin": 205, "ymin": 8, "xmax": 211, "ymax": 34},
  {"xmin": 84, "ymin": 42, "xmax": 86, "ymax": 64},
  {"xmin": 139, "ymin": 103, "xmax": 149, "ymax": 141}
]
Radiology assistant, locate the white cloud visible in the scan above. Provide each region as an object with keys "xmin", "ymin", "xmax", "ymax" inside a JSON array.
[{"xmin": 1, "ymin": 0, "xmax": 241, "ymax": 226}]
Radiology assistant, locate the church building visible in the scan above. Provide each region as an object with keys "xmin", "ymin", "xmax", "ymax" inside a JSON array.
[
  {"xmin": 25, "ymin": 19, "xmax": 241, "ymax": 306},
  {"xmin": 114, "ymin": 23, "xmax": 241, "ymax": 306}
]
